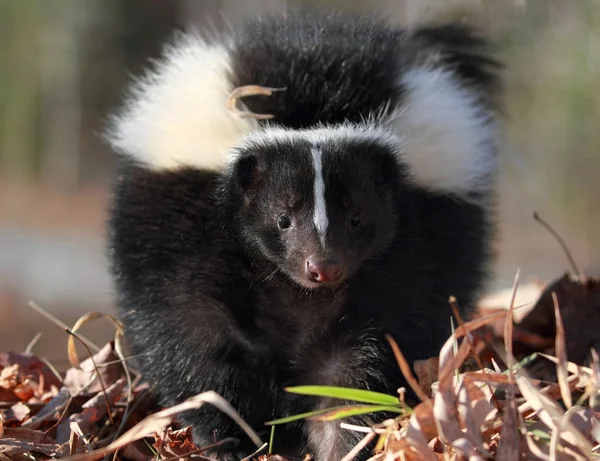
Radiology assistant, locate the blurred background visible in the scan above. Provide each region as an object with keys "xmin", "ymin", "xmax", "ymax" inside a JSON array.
[{"xmin": 0, "ymin": 0, "xmax": 598, "ymax": 365}]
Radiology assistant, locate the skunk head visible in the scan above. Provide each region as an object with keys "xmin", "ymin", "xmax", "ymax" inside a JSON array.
[{"xmin": 226, "ymin": 127, "xmax": 406, "ymax": 288}]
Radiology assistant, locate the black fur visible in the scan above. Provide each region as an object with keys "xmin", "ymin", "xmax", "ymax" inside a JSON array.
[
  {"xmin": 229, "ymin": 11, "xmax": 500, "ymax": 127},
  {"xmin": 108, "ymin": 11, "xmax": 500, "ymax": 461}
]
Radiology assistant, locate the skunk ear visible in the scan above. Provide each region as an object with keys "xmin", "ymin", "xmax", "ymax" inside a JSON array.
[{"xmin": 233, "ymin": 153, "xmax": 263, "ymax": 192}]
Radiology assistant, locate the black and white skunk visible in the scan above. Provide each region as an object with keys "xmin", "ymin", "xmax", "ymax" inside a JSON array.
[{"xmin": 106, "ymin": 10, "xmax": 502, "ymax": 461}]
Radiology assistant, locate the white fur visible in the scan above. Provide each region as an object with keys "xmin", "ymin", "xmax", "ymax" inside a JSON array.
[
  {"xmin": 106, "ymin": 34, "xmax": 258, "ymax": 171},
  {"xmin": 310, "ymin": 146, "xmax": 329, "ymax": 247},
  {"xmin": 239, "ymin": 123, "xmax": 397, "ymax": 151},
  {"xmin": 385, "ymin": 67, "xmax": 497, "ymax": 194}
]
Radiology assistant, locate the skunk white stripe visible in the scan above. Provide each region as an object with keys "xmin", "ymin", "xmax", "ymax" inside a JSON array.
[{"xmin": 310, "ymin": 146, "xmax": 328, "ymax": 247}]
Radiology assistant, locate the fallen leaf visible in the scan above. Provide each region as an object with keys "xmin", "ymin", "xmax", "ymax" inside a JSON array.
[
  {"xmin": 411, "ymin": 400, "xmax": 437, "ymax": 440},
  {"xmin": 56, "ymin": 390, "xmax": 262, "ymax": 461},
  {"xmin": 0, "ymin": 427, "xmax": 68, "ymax": 457},
  {"xmin": 0, "ymin": 352, "xmax": 62, "ymax": 392},
  {"xmin": 57, "ymin": 377, "xmax": 126, "ymax": 444},
  {"xmin": 64, "ymin": 342, "xmax": 122, "ymax": 395},
  {"xmin": 517, "ymin": 274, "xmax": 600, "ymax": 381},
  {"xmin": 414, "ymin": 357, "xmax": 439, "ymax": 399},
  {"xmin": 0, "ymin": 388, "xmax": 18, "ymax": 402},
  {"xmin": 0, "ymin": 365, "xmax": 20, "ymax": 390},
  {"xmin": 153, "ymin": 426, "xmax": 197, "ymax": 459},
  {"xmin": 22, "ymin": 386, "xmax": 72, "ymax": 429},
  {"xmin": 406, "ymin": 401, "xmax": 438, "ymax": 461},
  {"xmin": 9, "ymin": 403, "xmax": 30, "ymax": 423}
]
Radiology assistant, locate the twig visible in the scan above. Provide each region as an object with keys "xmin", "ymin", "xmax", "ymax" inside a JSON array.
[
  {"xmin": 552, "ymin": 292, "xmax": 572, "ymax": 409},
  {"xmin": 241, "ymin": 442, "xmax": 268, "ymax": 461},
  {"xmin": 533, "ymin": 211, "xmax": 582, "ymax": 278},
  {"xmin": 504, "ymin": 268, "xmax": 520, "ymax": 383},
  {"xmin": 25, "ymin": 332, "xmax": 43, "ymax": 353},
  {"xmin": 43, "ymin": 395, "xmax": 74, "ymax": 435},
  {"xmin": 340, "ymin": 431, "xmax": 377, "ymax": 461},
  {"xmin": 159, "ymin": 437, "xmax": 239, "ymax": 461},
  {"xmin": 29, "ymin": 301, "xmax": 100, "ymax": 352},
  {"xmin": 340, "ymin": 423, "xmax": 373, "ymax": 433},
  {"xmin": 41, "ymin": 356, "xmax": 64, "ymax": 383},
  {"xmin": 385, "ymin": 335, "xmax": 430, "ymax": 403},
  {"xmin": 110, "ymin": 334, "xmax": 135, "ymax": 443}
]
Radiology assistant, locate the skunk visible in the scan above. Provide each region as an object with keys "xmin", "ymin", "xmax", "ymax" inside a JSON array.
[{"xmin": 106, "ymin": 10, "xmax": 502, "ymax": 461}]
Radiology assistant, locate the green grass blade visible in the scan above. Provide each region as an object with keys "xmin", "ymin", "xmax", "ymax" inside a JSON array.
[
  {"xmin": 265, "ymin": 406, "xmax": 347, "ymax": 425},
  {"xmin": 268, "ymin": 425, "xmax": 275, "ymax": 454},
  {"xmin": 314, "ymin": 404, "xmax": 405, "ymax": 422},
  {"xmin": 283, "ymin": 385, "xmax": 399, "ymax": 405}
]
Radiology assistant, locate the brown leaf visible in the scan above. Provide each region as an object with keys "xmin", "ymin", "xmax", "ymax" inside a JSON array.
[
  {"xmin": 428, "ymin": 437, "xmax": 444, "ymax": 454},
  {"xmin": 0, "ymin": 352, "xmax": 62, "ymax": 392},
  {"xmin": 55, "ymin": 390, "xmax": 262, "ymax": 461},
  {"xmin": 9, "ymin": 402, "xmax": 30, "ymax": 422},
  {"xmin": 414, "ymin": 358, "xmax": 439, "ymax": 399},
  {"xmin": 519, "ymin": 274, "xmax": 600, "ymax": 380},
  {"xmin": 22, "ymin": 386, "xmax": 72, "ymax": 429},
  {"xmin": 0, "ymin": 427, "xmax": 68, "ymax": 457},
  {"xmin": 0, "ymin": 365, "xmax": 19, "ymax": 389},
  {"xmin": 411, "ymin": 400, "xmax": 438, "ymax": 441},
  {"xmin": 0, "ymin": 387, "xmax": 18, "ymax": 402},
  {"xmin": 434, "ymin": 337, "xmax": 483, "ymax": 459},
  {"xmin": 406, "ymin": 401, "xmax": 438, "ymax": 461},
  {"xmin": 385, "ymin": 437, "xmax": 432, "ymax": 461},
  {"xmin": 552, "ymin": 292, "xmax": 573, "ymax": 409},
  {"xmin": 57, "ymin": 377, "xmax": 126, "ymax": 444},
  {"xmin": 515, "ymin": 374, "xmax": 595, "ymax": 456},
  {"xmin": 63, "ymin": 342, "xmax": 121, "ymax": 395},
  {"xmin": 456, "ymin": 376, "xmax": 489, "ymax": 454},
  {"xmin": 153, "ymin": 426, "xmax": 197, "ymax": 459}
]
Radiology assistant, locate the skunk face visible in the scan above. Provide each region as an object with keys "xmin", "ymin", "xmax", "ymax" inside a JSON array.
[{"xmin": 230, "ymin": 128, "xmax": 405, "ymax": 288}]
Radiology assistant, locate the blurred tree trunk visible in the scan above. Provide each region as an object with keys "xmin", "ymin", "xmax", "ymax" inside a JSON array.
[
  {"xmin": 38, "ymin": 1, "xmax": 90, "ymax": 192},
  {"xmin": 0, "ymin": 1, "xmax": 40, "ymax": 180}
]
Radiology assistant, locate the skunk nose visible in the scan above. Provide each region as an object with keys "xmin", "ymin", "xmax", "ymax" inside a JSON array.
[{"xmin": 305, "ymin": 259, "xmax": 343, "ymax": 283}]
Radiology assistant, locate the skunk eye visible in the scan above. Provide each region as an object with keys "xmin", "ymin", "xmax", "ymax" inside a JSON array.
[
  {"xmin": 350, "ymin": 213, "xmax": 361, "ymax": 228},
  {"xmin": 277, "ymin": 213, "xmax": 292, "ymax": 230}
]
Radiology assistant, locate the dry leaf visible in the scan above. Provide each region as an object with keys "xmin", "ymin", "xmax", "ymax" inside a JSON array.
[
  {"xmin": 9, "ymin": 403, "xmax": 30, "ymax": 423},
  {"xmin": 56, "ymin": 390, "xmax": 262, "ymax": 461},
  {"xmin": 57, "ymin": 377, "xmax": 126, "ymax": 444},
  {"xmin": 414, "ymin": 358, "xmax": 439, "ymax": 399},
  {"xmin": 64, "ymin": 342, "xmax": 122, "ymax": 395},
  {"xmin": 153, "ymin": 426, "xmax": 197, "ymax": 459},
  {"xmin": 22, "ymin": 387, "xmax": 71, "ymax": 429},
  {"xmin": 0, "ymin": 352, "xmax": 62, "ymax": 393},
  {"xmin": 0, "ymin": 427, "xmax": 68, "ymax": 457}
]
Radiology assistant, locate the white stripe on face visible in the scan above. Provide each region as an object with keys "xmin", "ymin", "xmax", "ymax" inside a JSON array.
[{"xmin": 311, "ymin": 146, "xmax": 328, "ymax": 248}]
